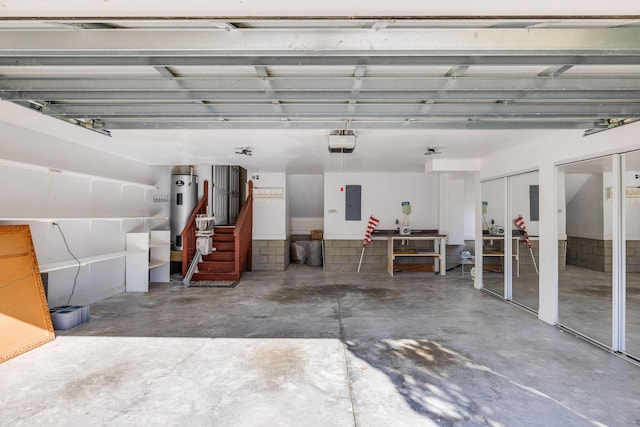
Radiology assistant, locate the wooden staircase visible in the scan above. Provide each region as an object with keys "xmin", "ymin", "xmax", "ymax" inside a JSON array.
[
  {"xmin": 182, "ymin": 180, "xmax": 253, "ymax": 284},
  {"xmin": 192, "ymin": 227, "xmax": 239, "ymax": 282}
]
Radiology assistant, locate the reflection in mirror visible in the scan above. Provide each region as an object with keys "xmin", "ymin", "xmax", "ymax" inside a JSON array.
[
  {"xmin": 558, "ymin": 157, "xmax": 613, "ymax": 348},
  {"xmin": 510, "ymin": 171, "xmax": 539, "ymax": 312},
  {"xmin": 624, "ymin": 151, "xmax": 640, "ymax": 358},
  {"xmin": 481, "ymin": 178, "xmax": 506, "ymax": 298}
]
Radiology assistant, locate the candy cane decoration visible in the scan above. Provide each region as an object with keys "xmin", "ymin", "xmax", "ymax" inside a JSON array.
[
  {"xmin": 358, "ymin": 215, "xmax": 380, "ymax": 272},
  {"xmin": 515, "ymin": 215, "xmax": 538, "ymax": 274}
]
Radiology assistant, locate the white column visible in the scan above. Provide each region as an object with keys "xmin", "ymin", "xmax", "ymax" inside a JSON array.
[
  {"xmin": 612, "ymin": 154, "xmax": 625, "ymax": 352},
  {"xmin": 438, "ymin": 173, "xmax": 449, "ymax": 236},
  {"xmin": 538, "ymin": 160, "xmax": 559, "ymax": 325}
]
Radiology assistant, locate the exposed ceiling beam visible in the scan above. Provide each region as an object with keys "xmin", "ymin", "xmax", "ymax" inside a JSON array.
[
  {"xmin": 2, "ymin": 22, "xmax": 639, "ymax": 134},
  {"xmin": 41, "ymin": 102, "xmax": 640, "ymax": 118},
  {"xmin": 3, "ymin": 28, "xmax": 639, "ymax": 51},
  {"xmin": 5, "ymin": 89, "xmax": 640, "ymax": 102},
  {"xmin": 98, "ymin": 119, "xmax": 602, "ymax": 131},
  {"xmin": 4, "ymin": 55, "xmax": 640, "ymax": 67},
  {"xmin": 3, "ymin": 77, "xmax": 639, "ymax": 92}
]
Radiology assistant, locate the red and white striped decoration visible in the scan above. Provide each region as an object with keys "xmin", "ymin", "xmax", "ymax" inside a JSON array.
[
  {"xmin": 363, "ymin": 215, "xmax": 380, "ymax": 247},
  {"xmin": 514, "ymin": 215, "xmax": 531, "ymax": 248}
]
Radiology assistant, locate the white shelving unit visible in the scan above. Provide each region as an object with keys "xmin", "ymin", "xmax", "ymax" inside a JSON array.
[
  {"xmin": 39, "ymin": 251, "xmax": 128, "ymax": 273},
  {"xmin": 0, "ymin": 158, "xmax": 159, "ymax": 190},
  {"xmin": 126, "ymin": 230, "xmax": 170, "ymax": 292}
]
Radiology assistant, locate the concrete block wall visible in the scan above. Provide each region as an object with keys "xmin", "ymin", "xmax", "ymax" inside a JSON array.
[
  {"xmin": 627, "ymin": 240, "xmax": 640, "ymax": 273},
  {"xmin": 566, "ymin": 236, "xmax": 612, "ymax": 272},
  {"xmin": 567, "ymin": 237, "xmax": 640, "ymax": 273},
  {"xmin": 324, "ymin": 240, "xmax": 387, "ymax": 272},
  {"xmin": 252, "ymin": 237, "xmax": 291, "ymax": 271},
  {"xmin": 325, "ymin": 239, "xmax": 459, "ymax": 273},
  {"xmin": 321, "ymin": 238, "xmax": 573, "ymax": 274}
]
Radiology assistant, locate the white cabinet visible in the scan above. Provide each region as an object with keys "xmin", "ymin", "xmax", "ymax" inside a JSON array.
[{"xmin": 126, "ymin": 230, "xmax": 170, "ymax": 292}]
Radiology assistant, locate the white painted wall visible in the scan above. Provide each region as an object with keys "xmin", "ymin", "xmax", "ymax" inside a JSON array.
[
  {"xmin": 464, "ymin": 174, "xmax": 476, "ymax": 240},
  {"xmin": 566, "ymin": 173, "xmax": 605, "ymax": 239},
  {"xmin": 0, "ymin": 120, "xmax": 169, "ymax": 307},
  {"xmin": 249, "ymin": 172, "xmax": 287, "ymax": 240},
  {"xmin": 558, "ymin": 167, "xmax": 640, "ymax": 241},
  {"xmin": 324, "ymin": 172, "xmax": 439, "ymax": 239},
  {"xmin": 481, "ymin": 178, "xmax": 506, "ymax": 233},
  {"xmin": 624, "ymin": 171, "xmax": 640, "ymax": 239},
  {"xmin": 437, "ymin": 173, "xmax": 475, "ymax": 244},
  {"xmin": 510, "ymin": 171, "xmax": 540, "ymax": 236},
  {"xmin": 192, "ymin": 165, "xmax": 212, "ymax": 208},
  {"xmin": 287, "ymin": 174, "xmax": 323, "ymax": 234},
  {"xmin": 447, "ymin": 177, "xmax": 465, "ymax": 245}
]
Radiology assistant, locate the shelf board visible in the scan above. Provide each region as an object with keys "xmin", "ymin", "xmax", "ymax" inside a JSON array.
[
  {"xmin": 392, "ymin": 263, "xmax": 435, "ymax": 273},
  {"xmin": 149, "ymin": 260, "xmax": 169, "ymax": 269},
  {"xmin": 0, "ymin": 216, "xmax": 168, "ymax": 222},
  {"xmin": 149, "ymin": 241, "xmax": 171, "ymax": 248},
  {"xmin": 393, "ymin": 251, "xmax": 439, "ymax": 257},
  {"xmin": 39, "ymin": 251, "xmax": 128, "ymax": 273},
  {"xmin": 483, "ymin": 252, "xmax": 517, "ymax": 257},
  {"xmin": 0, "ymin": 158, "xmax": 159, "ymax": 190}
]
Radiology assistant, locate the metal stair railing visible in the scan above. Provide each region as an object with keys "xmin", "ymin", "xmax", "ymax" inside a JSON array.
[{"xmin": 183, "ymin": 249, "xmax": 202, "ymax": 287}]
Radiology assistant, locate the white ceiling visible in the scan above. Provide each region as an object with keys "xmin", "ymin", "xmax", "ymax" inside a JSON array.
[
  {"xmin": 1, "ymin": 0, "xmax": 639, "ymax": 17},
  {"xmin": 1, "ymin": 2, "xmax": 639, "ymax": 172}
]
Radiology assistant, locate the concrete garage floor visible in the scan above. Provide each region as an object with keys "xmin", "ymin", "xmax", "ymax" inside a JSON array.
[
  {"xmin": 481, "ymin": 264, "xmax": 640, "ymax": 358},
  {"xmin": 2, "ymin": 265, "xmax": 640, "ymax": 426}
]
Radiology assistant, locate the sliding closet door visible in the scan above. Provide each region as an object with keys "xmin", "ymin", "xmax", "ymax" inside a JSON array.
[
  {"xmin": 623, "ymin": 151, "xmax": 640, "ymax": 358},
  {"xmin": 558, "ymin": 157, "xmax": 613, "ymax": 347},
  {"xmin": 510, "ymin": 171, "xmax": 540, "ymax": 312},
  {"xmin": 481, "ymin": 178, "xmax": 507, "ymax": 298}
]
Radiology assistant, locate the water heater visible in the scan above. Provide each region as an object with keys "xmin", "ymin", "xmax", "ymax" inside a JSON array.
[{"xmin": 170, "ymin": 174, "xmax": 198, "ymax": 251}]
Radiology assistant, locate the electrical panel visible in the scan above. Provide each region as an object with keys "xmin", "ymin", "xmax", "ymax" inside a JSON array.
[{"xmin": 345, "ymin": 185, "xmax": 361, "ymax": 221}]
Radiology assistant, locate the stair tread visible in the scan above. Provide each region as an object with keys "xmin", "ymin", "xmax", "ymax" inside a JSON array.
[
  {"xmin": 214, "ymin": 227, "xmax": 235, "ymax": 234},
  {"xmin": 199, "ymin": 260, "xmax": 234, "ymax": 266},
  {"xmin": 214, "ymin": 243, "xmax": 235, "ymax": 251},
  {"xmin": 203, "ymin": 252, "xmax": 235, "ymax": 261},
  {"xmin": 198, "ymin": 261, "xmax": 235, "ymax": 273}
]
